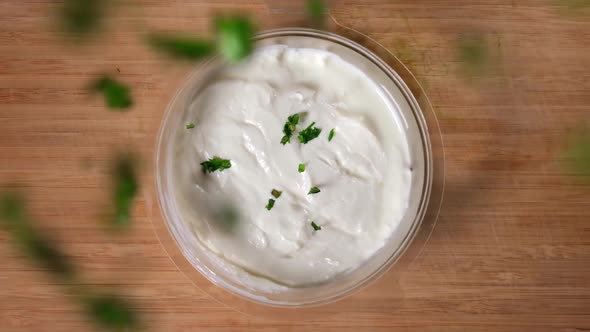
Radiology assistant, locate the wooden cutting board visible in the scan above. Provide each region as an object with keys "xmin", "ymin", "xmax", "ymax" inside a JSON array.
[{"xmin": 1, "ymin": 1, "xmax": 589, "ymax": 331}]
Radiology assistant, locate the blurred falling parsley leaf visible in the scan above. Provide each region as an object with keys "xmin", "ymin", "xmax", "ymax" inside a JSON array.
[
  {"xmin": 307, "ymin": 0, "xmax": 327, "ymax": 28},
  {"xmin": 148, "ymin": 34, "xmax": 214, "ymax": 60},
  {"xmin": 112, "ymin": 155, "xmax": 138, "ymax": 228},
  {"xmin": 212, "ymin": 204, "xmax": 239, "ymax": 232},
  {"xmin": 564, "ymin": 133, "xmax": 590, "ymax": 181},
  {"xmin": 215, "ymin": 15, "xmax": 255, "ymax": 62},
  {"xmin": 0, "ymin": 191, "xmax": 74, "ymax": 278},
  {"xmin": 457, "ymin": 34, "xmax": 489, "ymax": 74},
  {"xmin": 560, "ymin": 0, "xmax": 590, "ymax": 9},
  {"xmin": 86, "ymin": 294, "xmax": 138, "ymax": 330},
  {"xmin": 94, "ymin": 76, "xmax": 133, "ymax": 110},
  {"xmin": 0, "ymin": 191, "xmax": 26, "ymax": 224},
  {"xmin": 20, "ymin": 231, "xmax": 75, "ymax": 278},
  {"xmin": 60, "ymin": 0, "xmax": 104, "ymax": 35}
]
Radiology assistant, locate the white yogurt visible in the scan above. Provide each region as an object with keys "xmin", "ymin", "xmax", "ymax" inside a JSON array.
[{"xmin": 172, "ymin": 46, "xmax": 412, "ymax": 288}]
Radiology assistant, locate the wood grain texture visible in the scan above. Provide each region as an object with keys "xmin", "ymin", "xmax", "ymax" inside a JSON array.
[{"xmin": 1, "ymin": 0, "xmax": 589, "ymax": 331}]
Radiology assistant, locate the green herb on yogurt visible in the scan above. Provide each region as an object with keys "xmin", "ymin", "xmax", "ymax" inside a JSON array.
[
  {"xmin": 200, "ymin": 157, "xmax": 232, "ymax": 174},
  {"xmin": 328, "ymin": 128, "xmax": 335, "ymax": 141},
  {"xmin": 311, "ymin": 221, "xmax": 322, "ymax": 231},
  {"xmin": 280, "ymin": 113, "xmax": 300, "ymax": 145},
  {"xmin": 186, "ymin": 123, "xmax": 195, "ymax": 129},
  {"xmin": 298, "ymin": 122, "xmax": 322, "ymax": 144},
  {"xmin": 265, "ymin": 199, "xmax": 275, "ymax": 211},
  {"xmin": 308, "ymin": 186, "xmax": 321, "ymax": 195},
  {"xmin": 93, "ymin": 76, "xmax": 133, "ymax": 110},
  {"xmin": 298, "ymin": 163, "xmax": 306, "ymax": 173},
  {"xmin": 271, "ymin": 189, "xmax": 282, "ymax": 199}
]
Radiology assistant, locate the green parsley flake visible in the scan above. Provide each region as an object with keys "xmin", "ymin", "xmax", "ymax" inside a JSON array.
[
  {"xmin": 93, "ymin": 76, "xmax": 133, "ymax": 110},
  {"xmin": 200, "ymin": 157, "xmax": 231, "ymax": 174},
  {"xmin": 148, "ymin": 34, "xmax": 214, "ymax": 60},
  {"xmin": 328, "ymin": 128, "xmax": 335, "ymax": 141},
  {"xmin": 308, "ymin": 186, "xmax": 320, "ymax": 194},
  {"xmin": 215, "ymin": 15, "xmax": 255, "ymax": 63},
  {"xmin": 311, "ymin": 221, "xmax": 322, "ymax": 231},
  {"xmin": 298, "ymin": 163, "xmax": 306, "ymax": 173},
  {"xmin": 271, "ymin": 189, "xmax": 282, "ymax": 199},
  {"xmin": 265, "ymin": 198, "xmax": 275, "ymax": 210},
  {"xmin": 186, "ymin": 123, "xmax": 195, "ymax": 129},
  {"xmin": 281, "ymin": 113, "xmax": 300, "ymax": 145},
  {"xmin": 298, "ymin": 122, "xmax": 322, "ymax": 144}
]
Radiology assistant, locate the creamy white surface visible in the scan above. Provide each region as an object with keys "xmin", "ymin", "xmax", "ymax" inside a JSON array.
[{"xmin": 172, "ymin": 46, "xmax": 412, "ymax": 288}]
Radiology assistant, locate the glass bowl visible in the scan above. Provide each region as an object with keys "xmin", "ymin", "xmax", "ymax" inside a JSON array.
[{"xmin": 152, "ymin": 28, "xmax": 444, "ymax": 312}]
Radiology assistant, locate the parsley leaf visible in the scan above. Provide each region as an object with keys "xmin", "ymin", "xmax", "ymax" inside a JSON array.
[
  {"xmin": 112, "ymin": 155, "xmax": 138, "ymax": 228},
  {"xmin": 86, "ymin": 294, "xmax": 138, "ymax": 330},
  {"xmin": 0, "ymin": 191, "xmax": 75, "ymax": 278},
  {"xmin": 281, "ymin": 113, "xmax": 300, "ymax": 145},
  {"xmin": 148, "ymin": 34, "xmax": 214, "ymax": 60},
  {"xmin": 306, "ymin": 0, "xmax": 327, "ymax": 29},
  {"xmin": 328, "ymin": 128, "xmax": 335, "ymax": 141},
  {"xmin": 60, "ymin": 0, "xmax": 104, "ymax": 36},
  {"xmin": 93, "ymin": 76, "xmax": 132, "ymax": 110},
  {"xmin": 298, "ymin": 163, "xmax": 306, "ymax": 173},
  {"xmin": 186, "ymin": 123, "xmax": 195, "ymax": 129},
  {"xmin": 271, "ymin": 189, "xmax": 282, "ymax": 198},
  {"xmin": 215, "ymin": 15, "xmax": 255, "ymax": 63},
  {"xmin": 200, "ymin": 157, "xmax": 232, "ymax": 174},
  {"xmin": 265, "ymin": 199, "xmax": 275, "ymax": 211},
  {"xmin": 308, "ymin": 186, "xmax": 321, "ymax": 195},
  {"xmin": 311, "ymin": 221, "xmax": 322, "ymax": 231},
  {"xmin": 298, "ymin": 122, "xmax": 322, "ymax": 144}
]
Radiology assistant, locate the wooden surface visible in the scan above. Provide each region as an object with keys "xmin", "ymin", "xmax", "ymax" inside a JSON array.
[{"xmin": 1, "ymin": 0, "xmax": 590, "ymax": 331}]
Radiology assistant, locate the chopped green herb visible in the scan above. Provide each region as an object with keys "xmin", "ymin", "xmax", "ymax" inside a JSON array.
[
  {"xmin": 311, "ymin": 221, "xmax": 322, "ymax": 231},
  {"xmin": 265, "ymin": 199, "xmax": 275, "ymax": 211},
  {"xmin": 298, "ymin": 163, "xmax": 306, "ymax": 173},
  {"xmin": 563, "ymin": 133, "xmax": 590, "ymax": 181},
  {"xmin": 281, "ymin": 113, "xmax": 300, "ymax": 145},
  {"xmin": 271, "ymin": 189, "xmax": 282, "ymax": 199},
  {"xmin": 86, "ymin": 294, "xmax": 138, "ymax": 330},
  {"xmin": 112, "ymin": 155, "xmax": 138, "ymax": 228},
  {"xmin": 298, "ymin": 122, "xmax": 322, "ymax": 144},
  {"xmin": 215, "ymin": 15, "xmax": 255, "ymax": 62},
  {"xmin": 457, "ymin": 34, "xmax": 488, "ymax": 74},
  {"xmin": 213, "ymin": 204, "xmax": 239, "ymax": 232},
  {"xmin": 148, "ymin": 33, "xmax": 214, "ymax": 60},
  {"xmin": 306, "ymin": 0, "xmax": 327, "ymax": 28},
  {"xmin": 200, "ymin": 157, "xmax": 232, "ymax": 174},
  {"xmin": 328, "ymin": 128, "xmax": 335, "ymax": 141},
  {"xmin": 93, "ymin": 76, "xmax": 133, "ymax": 110},
  {"xmin": 308, "ymin": 186, "xmax": 321, "ymax": 195},
  {"xmin": 186, "ymin": 123, "xmax": 195, "ymax": 129}
]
